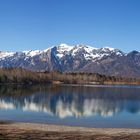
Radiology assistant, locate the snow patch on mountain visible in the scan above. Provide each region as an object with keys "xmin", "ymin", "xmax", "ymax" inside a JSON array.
[
  {"xmin": 55, "ymin": 44, "xmax": 74, "ymax": 58},
  {"xmin": 23, "ymin": 50, "xmax": 41, "ymax": 57},
  {"xmin": 0, "ymin": 51, "xmax": 15, "ymax": 59}
]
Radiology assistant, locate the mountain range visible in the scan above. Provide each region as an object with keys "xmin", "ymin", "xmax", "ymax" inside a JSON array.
[{"xmin": 0, "ymin": 44, "xmax": 140, "ymax": 77}]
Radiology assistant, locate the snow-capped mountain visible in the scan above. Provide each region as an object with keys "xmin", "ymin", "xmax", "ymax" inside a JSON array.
[{"xmin": 0, "ymin": 44, "xmax": 140, "ymax": 77}]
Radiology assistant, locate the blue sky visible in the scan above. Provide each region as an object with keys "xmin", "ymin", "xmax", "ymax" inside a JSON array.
[{"xmin": 0, "ymin": 0, "xmax": 140, "ymax": 52}]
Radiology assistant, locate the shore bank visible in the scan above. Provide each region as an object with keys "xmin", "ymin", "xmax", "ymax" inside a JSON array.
[{"xmin": 0, "ymin": 122, "xmax": 140, "ymax": 140}]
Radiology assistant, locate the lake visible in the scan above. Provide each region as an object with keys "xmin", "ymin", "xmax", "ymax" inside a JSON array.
[{"xmin": 0, "ymin": 84, "xmax": 140, "ymax": 128}]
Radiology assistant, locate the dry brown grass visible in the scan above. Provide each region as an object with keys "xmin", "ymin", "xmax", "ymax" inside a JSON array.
[{"xmin": 0, "ymin": 122, "xmax": 140, "ymax": 140}]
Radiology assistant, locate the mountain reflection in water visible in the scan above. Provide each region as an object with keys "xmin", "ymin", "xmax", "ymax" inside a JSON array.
[{"xmin": 0, "ymin": 85, "xmax": 140, "ymax": 119}]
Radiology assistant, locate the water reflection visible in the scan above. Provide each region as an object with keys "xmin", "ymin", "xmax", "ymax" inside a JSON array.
[{"xmin": 0, "ymin": 85, "xmax": 140, "ymax": 118}]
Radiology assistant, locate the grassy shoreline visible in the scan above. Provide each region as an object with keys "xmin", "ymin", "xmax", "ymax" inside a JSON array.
[{"xmin": 0, "ymin": 121, "xmax": 140, "ymax": 140}]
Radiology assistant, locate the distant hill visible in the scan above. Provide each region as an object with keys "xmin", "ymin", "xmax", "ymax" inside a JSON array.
[{"xmin": 0, "ymin": 44, "xmax": 140, "ymax": 77}]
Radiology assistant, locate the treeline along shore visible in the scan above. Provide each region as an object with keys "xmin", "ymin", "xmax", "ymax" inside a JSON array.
[{"xmin": 0, "ymin": 68, "xmax": 140, "ymax": 85}]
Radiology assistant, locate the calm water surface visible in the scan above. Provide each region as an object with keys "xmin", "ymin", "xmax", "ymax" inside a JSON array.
[{"xmin": 0, "ymin": 84, "xmax": 140, "ymax": 128}]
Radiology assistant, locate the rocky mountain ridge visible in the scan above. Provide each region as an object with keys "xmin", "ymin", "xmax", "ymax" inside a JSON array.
[{"xmin": 0, "ymin": 44, "xmax": 140, "ymax": 77}]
